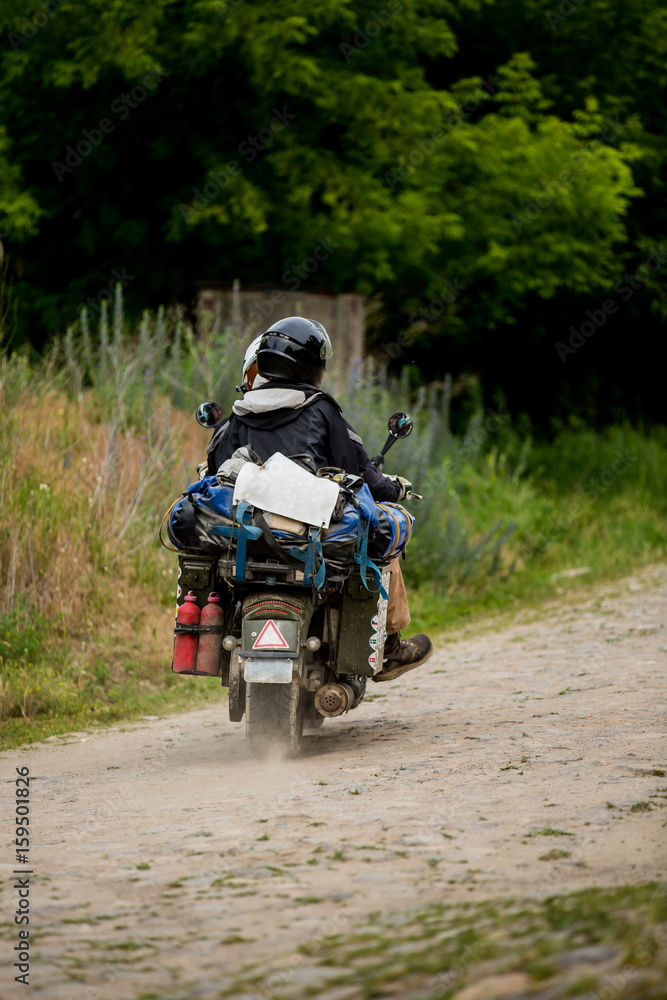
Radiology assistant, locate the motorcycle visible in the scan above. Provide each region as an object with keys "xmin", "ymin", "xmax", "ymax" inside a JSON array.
[{"xmin": 168, "ymin": 411, "xmax": 419, "ymax": 759}]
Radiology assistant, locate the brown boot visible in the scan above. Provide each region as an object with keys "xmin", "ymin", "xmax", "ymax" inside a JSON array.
[{"xmin": 372, "ymin": 632, "xmax": 434, "ymax": 682}]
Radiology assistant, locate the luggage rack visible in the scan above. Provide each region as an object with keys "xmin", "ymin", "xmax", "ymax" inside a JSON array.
[
  {"xmin": 219, "ymin": 554, "xmax": 304, "ymax": 587},
  {"xmin": 179, "ymin": 500, "xmax": 386, "ymax": 596},
  {"xmin": 212, "ymin": 507, "xmax": 325, "ymax": 589}
]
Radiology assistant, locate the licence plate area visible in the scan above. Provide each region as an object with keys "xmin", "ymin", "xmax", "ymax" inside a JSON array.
[{"xmin": 243, "ymin": 657, "xmax": 295, "ymax": 683}]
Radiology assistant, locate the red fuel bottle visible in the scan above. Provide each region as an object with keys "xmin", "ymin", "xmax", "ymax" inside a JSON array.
[
  {"xmin": 196, "ymin": 592, "xmax": 224, "ymax": 675},
  {"xmin": 173, "ymin": 591, "xmax": 200, "ymax": 673}
]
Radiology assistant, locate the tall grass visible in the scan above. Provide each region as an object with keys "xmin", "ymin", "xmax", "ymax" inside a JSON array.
[
  {"xmin": 335, "ymin": 368, "xmax": 524, "ymax": 591},
  {"xmin": 0, "ymin": 293, "xmax": 236, "ymax": 733},
  {"xmin": 1, "ymin": 290, "xmax": 666, "ymax": 738},
  {"xmin": 335, "ymin": 364, "xmax": 667, "ymax": 616}
]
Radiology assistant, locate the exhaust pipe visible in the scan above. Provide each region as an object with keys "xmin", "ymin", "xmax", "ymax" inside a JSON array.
[{"xmin": 314, "ymin": 683, "xmax": 355, "ymax": 718}]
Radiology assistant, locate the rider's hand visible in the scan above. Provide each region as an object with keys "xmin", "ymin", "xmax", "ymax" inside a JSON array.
[
  {"xmin": 196, "ymin": 461, "xmax": 208, "ymax": 480},
  {"xmin": 385, "ymin": 475, "xmax": 412, "ymax": 500}
]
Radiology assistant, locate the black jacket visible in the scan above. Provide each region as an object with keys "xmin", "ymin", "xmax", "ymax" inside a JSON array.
[
  {"xmin": 207, "ymin": 380, "xmax": 401, "ymax": 502},
  {"xmin": 208, "ymin": 381, "xmax": 358, "ymax": 475}
]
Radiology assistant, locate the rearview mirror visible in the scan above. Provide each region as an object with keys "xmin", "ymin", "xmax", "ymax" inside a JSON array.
[
  {"xmin": 196, "ymin": 401, "xmax": 222, "ymax": 428},
  {"xmin": 387, "ymin": 411, "xmax": 413, "ymax": 439},
  {"xmin": 371, "ymin": 411, "xmax": 414, "ymax": 467}
]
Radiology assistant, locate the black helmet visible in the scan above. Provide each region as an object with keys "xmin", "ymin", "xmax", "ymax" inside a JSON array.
[{"xmin": 257, "ymin": 317, "xmax": 333, "ymax": 387}]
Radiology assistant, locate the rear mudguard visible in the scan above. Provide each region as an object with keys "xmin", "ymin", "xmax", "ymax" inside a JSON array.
[{"xmin": 239, "ymin": 592, "xmax": 313, "ymax": 684}]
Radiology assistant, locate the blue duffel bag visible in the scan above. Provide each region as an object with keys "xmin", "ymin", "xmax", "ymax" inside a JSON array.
[
  {"xmin": 164, "ymin": 476, "xmax": 235, "ymax": 550},
  {"xmin": 370, "ymin": 502, "xmax": 415, "ymax": 560},
  {"xmin": 163, "ymin": 477, "xmax": 413, "ymax": 568}
]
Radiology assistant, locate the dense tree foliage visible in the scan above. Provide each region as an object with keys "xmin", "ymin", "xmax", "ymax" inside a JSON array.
[{"xmin": 0, "ymin": 0, "xmax": 664, "ymax": 424}]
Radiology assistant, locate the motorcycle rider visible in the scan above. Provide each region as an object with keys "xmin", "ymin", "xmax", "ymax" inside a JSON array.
[
  {"xmin": 206, "ymin": 335, "xmax": 409, "ymax": 500},
  {"xmin": 208, "ymin": 317, "xmax": 433, "ymax": 681},
  {"xmin": 238, "ymin": 334, "xmax": 268, "ymax": 395}
]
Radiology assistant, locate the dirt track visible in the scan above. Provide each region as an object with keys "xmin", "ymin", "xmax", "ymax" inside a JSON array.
[{"xmin": 1, "ymin": 566, "xmax": 666, "ymax": 999}]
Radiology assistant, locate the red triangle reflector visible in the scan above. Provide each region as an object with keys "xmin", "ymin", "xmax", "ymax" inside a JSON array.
[{"xmin": 252, "ymin": 620, "xmax": 289, "ymax": 650}]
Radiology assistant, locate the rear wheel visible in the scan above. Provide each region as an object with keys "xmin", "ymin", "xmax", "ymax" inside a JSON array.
[{"xmin": 245, "ymin": 677, "xmax": 304, "ymax": 759}]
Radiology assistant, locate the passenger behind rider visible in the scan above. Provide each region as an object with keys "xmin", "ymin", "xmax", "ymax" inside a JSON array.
[{"xmin": 206, "ymin": 318, "xmax": 433, "ymax": 682}]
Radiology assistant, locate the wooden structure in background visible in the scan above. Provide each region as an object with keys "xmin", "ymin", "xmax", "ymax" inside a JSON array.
[{"xmin": 197, "ymin": 282, "xmax": 365, "ymax": 381}]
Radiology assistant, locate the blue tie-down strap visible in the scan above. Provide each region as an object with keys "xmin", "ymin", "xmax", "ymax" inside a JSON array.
[
  {"xmin": 287, "ymin": 527, "xmax": 327, "ymax": 592},
  {"xmin": 354, "ymin": 515, "xmax": 389, "ymax": 599},
  {"xmin": 210, "ymin": 501, "xmax": 263, "ymax": 583},
  {"xmin": 356, "ymin": 482, "xmax": 380, "ymax": 531}
]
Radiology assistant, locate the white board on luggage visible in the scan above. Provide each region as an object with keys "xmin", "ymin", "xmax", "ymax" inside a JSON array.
[{"xmin": 233, "ymin": 452, "xmax": 339, "ymax": 529}]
